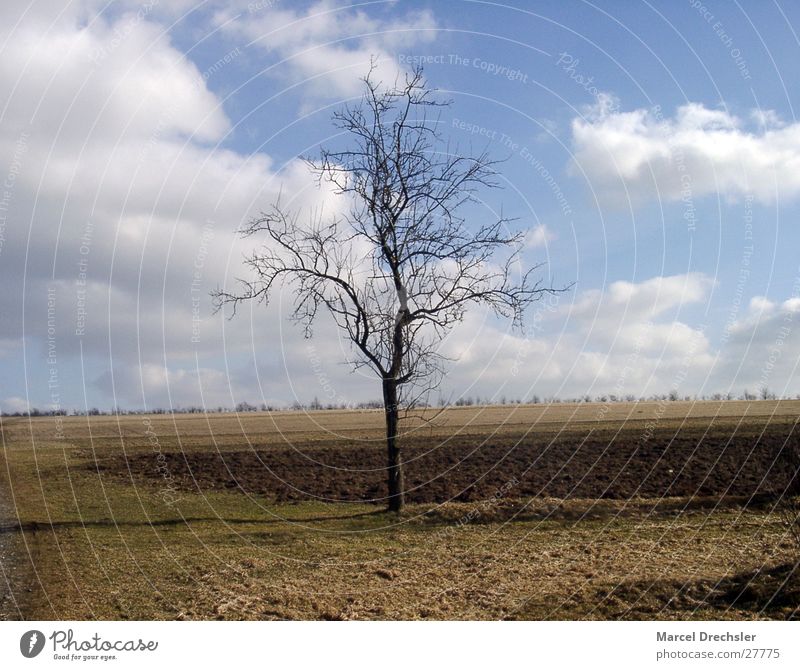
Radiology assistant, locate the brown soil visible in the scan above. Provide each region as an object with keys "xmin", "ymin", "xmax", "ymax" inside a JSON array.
[{"xmin": 98, "ymin": 421, "xmax": 799, "ymax": 505}]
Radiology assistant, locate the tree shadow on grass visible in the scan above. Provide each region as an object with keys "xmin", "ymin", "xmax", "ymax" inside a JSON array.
[
  {"xmin": 0, "ymin": 509, "xmax": 386, "ymax": 534},
  {"xmin": 593, "ymin": 562, "xmax": 800, "ymax": 620},
  {"xmin": 418, "ymin": 494, "xmax": 778, "ymax": 528}
]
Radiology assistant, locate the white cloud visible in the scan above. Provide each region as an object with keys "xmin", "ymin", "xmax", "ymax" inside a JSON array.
[
  {"xmin": 567, "ymin": 273, "xmax": 713, "ymax": 324},
  {"xmin": 1, "ymin": 397, "xmax": 30, "ymax": 414},
  {"xmin": 748, "ymin": 296, "xmax": 777, "ymax": 315},
  {"xmin": 0, "ymin": 2, "xmax": 348, "ymax": 411},
  {"xmin": 214, "ymin": 0, "xmax": 438, "ymax": 100},
  {"xmin": 707, "ymin": 298, "xmax": 800, "ymax": 397},
  {"xmin": 782, "ymin": 298, "xmax": 800, "ymax": 313},
  {"xmin": 435, "ymin": 272, "xmax": 800, "ymax": 402},
  {"xmin": 0, "ymin": 15, "xmax": 229, "ymax": 145},
  {"xmin": 523, "ymin": 224, "xmax": 555, "ymax": 249},
  {"xmin": 93, "ymin": 362, "xmax": 234, "ymax": 409},
  {"xmin": 434, "ymin": 273, "xmax": 714, "ymax": 401},
  {"xmin": 7, "ymin": 3, "xmax": 800, "ymax": 410},
  {"xmin": 571, "ymin": 101, "xmax": 800, "ymax": 205},
  {"xmin": 751, "ymin": 109, "xmax": 784, "ymax": 129}
]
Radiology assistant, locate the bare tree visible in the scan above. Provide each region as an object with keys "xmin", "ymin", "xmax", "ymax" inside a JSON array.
[{"xmin": 214, "ymin": 67, "xmax": 562, "ymax": 511}]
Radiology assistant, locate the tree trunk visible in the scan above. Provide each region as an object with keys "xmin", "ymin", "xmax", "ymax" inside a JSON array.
[{"xmin": 383, "ymin": 378, "xmax": 404, "ymax": 512}]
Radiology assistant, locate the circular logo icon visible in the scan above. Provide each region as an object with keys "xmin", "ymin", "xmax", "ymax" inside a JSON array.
[{"xmin": 20, "ymin": 630, "xmax": 45, "ymax": 658}]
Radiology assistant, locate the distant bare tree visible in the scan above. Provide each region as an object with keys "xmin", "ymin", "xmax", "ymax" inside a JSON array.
[{"xmin": 214, "ymin": 66, "xmax": 562, "ymax": 511}]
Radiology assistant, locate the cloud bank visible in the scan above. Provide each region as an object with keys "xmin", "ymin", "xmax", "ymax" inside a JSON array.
[{"xmin": 571, "ymin": 100, "xmax": 800, "ymax": 205}]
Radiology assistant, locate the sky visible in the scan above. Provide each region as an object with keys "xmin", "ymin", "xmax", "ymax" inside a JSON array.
[{"xmin": 2, "ymin": 0, "xmax": 800, "ymax": 412}]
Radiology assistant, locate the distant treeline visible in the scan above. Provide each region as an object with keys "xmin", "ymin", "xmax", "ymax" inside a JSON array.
[{"xmin": 1, "ymin": 387, "xmax": 790, "ymax": 417}]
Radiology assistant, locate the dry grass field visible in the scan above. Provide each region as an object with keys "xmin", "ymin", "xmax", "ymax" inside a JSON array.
[{"xmin": 1, "ymin": 400, "xmax": 798, "ymax": 620}]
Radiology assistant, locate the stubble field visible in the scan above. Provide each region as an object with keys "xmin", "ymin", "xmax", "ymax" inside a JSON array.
[{"xmin": 0, "ymin": 400, "xmax": 798, "ymax": 620}]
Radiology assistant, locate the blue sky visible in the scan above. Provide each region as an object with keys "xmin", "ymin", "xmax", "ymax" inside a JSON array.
[{"xmin": 2, "ymin": 0, "xmax": 800, "ymax": 412}]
